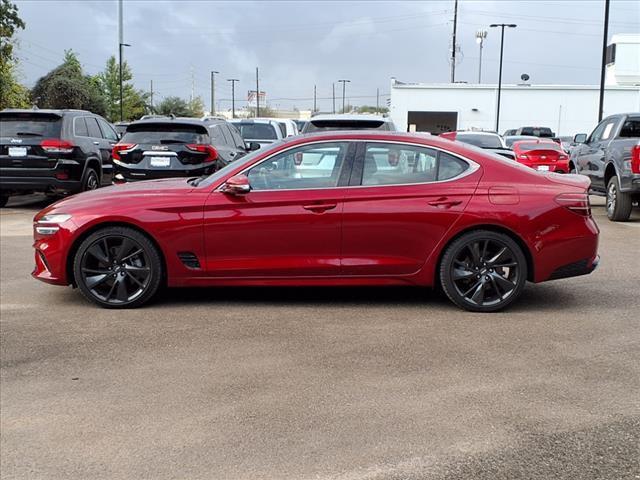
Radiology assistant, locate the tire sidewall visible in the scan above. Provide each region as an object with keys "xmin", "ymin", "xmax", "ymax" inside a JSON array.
[{"xmin": 82, "ymin": 168, "xmax": 100, "ymax": 192}]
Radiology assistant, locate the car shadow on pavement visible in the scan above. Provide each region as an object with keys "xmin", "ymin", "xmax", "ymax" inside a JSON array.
[{"xmin": 4, "ymin": 194, "xmax": 59, "ymax": 210}]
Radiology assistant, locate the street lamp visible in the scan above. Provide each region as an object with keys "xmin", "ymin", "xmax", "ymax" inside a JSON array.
[
  {"xmin": 119, "ymin": 42, "xmax": 131, "ymax": 122},
  {"xmin": 489, "ymin": 23, "xmax": 516, "ymax": 132},
  {"xmin": 227, "ymin": 79, "xmax": 239, "ymax": 118},
  {"xmin": 210, "ymin": 71, "xmax": 219, "ymax": 115},
  {"xmin": 475, "ymin": 30, "xmax": 487, "ymax": 84},
  {"xmin": 338, "ymin": 79, "xmax": 350, "ymax": 113}
]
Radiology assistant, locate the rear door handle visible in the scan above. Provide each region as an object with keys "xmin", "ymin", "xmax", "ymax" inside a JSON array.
[
  {"xmin": 303, "ymin": 203, "xmax": 337, "ymax": 213},
  {"xmin": 428, "ymin": 197, "xmax": 462, "ymax": 208}
]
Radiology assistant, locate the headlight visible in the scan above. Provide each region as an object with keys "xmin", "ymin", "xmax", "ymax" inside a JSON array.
[{"xmin": 35, "ymin": 213, "xmax": 72, "ymax": 235}]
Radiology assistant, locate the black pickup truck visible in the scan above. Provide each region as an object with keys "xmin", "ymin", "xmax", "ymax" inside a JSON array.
[{"xmin": 571, "ymin": 113, "xmax": 640, "ymax": 221}]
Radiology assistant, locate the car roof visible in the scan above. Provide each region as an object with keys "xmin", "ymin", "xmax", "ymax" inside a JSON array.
[
  {"xmin": 229, "ymin": 118, "xmax": 280, "ymax": 125},
  {"xmin": 455, "ymin": 131, "xmax": 500, "ymax": 136},
  {"xmin": 128, "ymin": 117, "xmax": 207, "ymax": 127},
  {"xmin": 1, "ymin": 108, "xmax": 93, "ymax": 116},
  {"xmin": 309, "ymin": 114, "xmax": 390, "ymax": 122}
]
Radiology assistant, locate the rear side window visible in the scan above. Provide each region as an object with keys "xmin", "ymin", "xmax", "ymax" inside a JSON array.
[
  {"xmin": 619, "ymin": 118, "xmax": 640, "ymax": 138},
  {"xmin": 121, "ymin": 123, "xmax": 209, "ymax": 144},
  {"xmin": 74, "ymin": 117, "xmax": 89, "ymax": 137},
  {"xmin": 0, "ymin": 113, "xmax": 62, "ymax": 138},
  {"xmin": 233, "ymin": 123, "xmax": 278, "ymax": 140},
  {"xmin": 85, "ymin": 117, "xmax": 102, "ymax": 138},
  {"xmin": 277, "ymin": 122, "xmax": 287, "ymax": 137},
  {"xmin": 437, "ymin": 152, "xmax": 469, "ymax": 180}
]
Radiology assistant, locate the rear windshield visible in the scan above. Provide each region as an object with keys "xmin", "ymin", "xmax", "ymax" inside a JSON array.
[
  {"xmin": 516, "ymin": 142, "xmax": 562, "ymax": 152},
  {"xmin": 456, "ymin": 134, "xmax": 503, "ymax": 149},
  {"xmin": 305, "ymin": 119, "xmax": 387, "ymax": 132},
  {"xmin": 0, "ymin": 113, "xmax": 62, "ymax": 138},
  {"xmin": 619, "ymin": 118, "xmax": 640, "ymax": 138},
  {"xmin": 519, "ymin": 127, "xmax": 553, "ymax": 137},
  {"xmin": 121, "ymin": 123, "xmax": 208, "ymax": 144},
  {"xmin": 233, "ymin": 123, "xmax": 278, "ymax": 140}
]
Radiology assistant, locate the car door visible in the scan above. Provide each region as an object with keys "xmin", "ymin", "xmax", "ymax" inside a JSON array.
[
  {"xmin": 84, "ymin": 117, "xmax": 111, "ymax": 184},
  {"xmin": 340, "ymin": 142, "xmax": 481, "ymax": 276},
  {"xmin": 208, "ymin": 124, "xmax": 235, "ymax": 168},
  {"xmin": 202, "ymin": 141, "xmax": 355, "ymax": 277},
  {"xmin": 96, "ymin": 117, "xmax": 118, "ymax": 184}
]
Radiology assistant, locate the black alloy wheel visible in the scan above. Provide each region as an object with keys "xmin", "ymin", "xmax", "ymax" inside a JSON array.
[
  {"xmin": 440, "ymin": 230, "xmax": 527, "ymax": 312},
  {"xmin": 82, "ymin": 168, "xmax": 100, "ymax": 192},
  {"xmin": 73, "ymin": 227, "xmax": 162, "ymax": 308}
]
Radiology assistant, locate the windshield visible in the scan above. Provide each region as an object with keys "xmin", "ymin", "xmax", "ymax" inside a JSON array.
[
  {"xmin": 121, "ymin": 123, "xmax": 208, "ymax": 144},
  {"xmin": 304, "ymin": 119, "xmax": 387, "ymax": 132},
  {"xmin": 516, "ymin": 142, "xmax": 562, "ymax": 152},
  {"xmin": 233, "ymin": 123, "xmax": 278, "ymax": 140},
  {"xmin": 0, "ymin": 113, "xmax": 62, "ymax": 138},
  {"xmin": 456, "ymin": 134, "xmax": 503, "ymax": 149}
]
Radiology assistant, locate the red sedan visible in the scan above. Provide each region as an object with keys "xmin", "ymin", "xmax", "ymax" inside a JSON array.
[
  {"xmin": 32, "ymin": 132, "xmax": 599, "ymax": 312},
  {"xmin": 512, "ymin": 139, "xmax": 571, "ymax": 173}
]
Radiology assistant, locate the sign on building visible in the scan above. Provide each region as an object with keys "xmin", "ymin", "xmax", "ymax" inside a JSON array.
[{"xmin": 247, "ymin": 90, "xmax": 266, "ymax": 108}]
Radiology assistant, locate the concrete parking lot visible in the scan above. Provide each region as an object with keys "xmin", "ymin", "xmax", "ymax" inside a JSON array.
[{"xmin": 1, "ymin": 195, "xmax": 639, "ymax": 480}]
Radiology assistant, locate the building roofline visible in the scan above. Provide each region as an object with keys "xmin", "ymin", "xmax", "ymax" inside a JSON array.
[{"xmin": 390, "ymin": 82, "xmax": 640, "ymax": 91}]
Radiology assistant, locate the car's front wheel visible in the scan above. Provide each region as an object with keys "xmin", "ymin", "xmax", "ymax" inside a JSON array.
[
  {"xmin": 73, "ymin": 226, "xmax": 163, "ymax": 308},
  {"xmin": 606, "ymin": 176, "xmax": 632, "ymax": 221},
  {"xmin": 439, "ymin": 230, "xmax": 528, "ymax": 312}
]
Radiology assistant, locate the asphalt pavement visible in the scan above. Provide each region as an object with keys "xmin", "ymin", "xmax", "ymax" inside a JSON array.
[{"xmin": 1, "ymin": 194, "xmax": 639, "ymax": 479}]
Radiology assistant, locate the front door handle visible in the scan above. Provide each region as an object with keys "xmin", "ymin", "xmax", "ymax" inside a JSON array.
[
  {"xmin": 428, "ymin": 197, "xmax": 462, "ymax": 208},
  {"xmin": 303, "ymin": 203, "xmax": 337, "ymax": 213},
  {"xmin": 93, "ymin": 141, "xmax": 100, "ymax": 145}
]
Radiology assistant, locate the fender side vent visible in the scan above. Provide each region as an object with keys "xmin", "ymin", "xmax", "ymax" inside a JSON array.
[{"xmin": 177, "ymin": 252, "xmax": 201, "ymax": 269}]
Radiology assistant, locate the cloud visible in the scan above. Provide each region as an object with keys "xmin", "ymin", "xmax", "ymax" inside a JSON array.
[{"xmin": 319, "ymin": 17, "xmax": 376, "ymax": 54}]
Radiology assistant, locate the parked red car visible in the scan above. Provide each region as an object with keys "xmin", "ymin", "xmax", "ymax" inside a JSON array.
[
  {"xmin": 512, "ymin": 140, "xmax": 570, "ymax": 173},
  {"xmin": 32, "ymin": 132, "xmax": 599, "ymax": 312}
]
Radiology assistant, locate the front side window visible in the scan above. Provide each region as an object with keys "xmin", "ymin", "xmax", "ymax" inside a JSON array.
[
  {"xmin": 247, "ymin": 142, "xmax": 348, "ymax": 190},
  {"xmin": 361, "ymin": 143, "xmax": 469, "ymax": 186},
  {"xmin": 97, "ymin": 118, "xmax": 118, "ymax": 141}
]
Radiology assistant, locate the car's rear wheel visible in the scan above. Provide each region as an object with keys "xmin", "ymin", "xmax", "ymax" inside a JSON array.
[
  {"xmin": 82, "ymin": 167, "xmax": 100, "ymax": 192},
  {"xmin": 439, "ymin": 230, "xmax": 528, "ymax": 312},
  {"xmin": 73, "ymin": 227, "xmax": 162, "ymax": 308},
  {"xmin": 606, "ymin": 176, "xmax": 632, "ymax": 221}
]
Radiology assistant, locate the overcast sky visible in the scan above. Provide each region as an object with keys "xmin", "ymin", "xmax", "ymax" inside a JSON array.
[{"xmin": 13, "ymin": 0, "xmax": 640, "ymax": 112}]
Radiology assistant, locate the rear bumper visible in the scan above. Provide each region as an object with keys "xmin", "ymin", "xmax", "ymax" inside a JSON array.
[
  {"xmin": 518, "ymin": 160, "xmax": 570, "ymax": 173},
  {"xmin": 113, "ymin": 162, "xmax": 215, "ymax": 182},
  {"xmin": 0, "ymin": 175, "xmax": 82, "ymax": 194},
  {"xmin": 548, "ymin": 255, "xmax": 599, "ymax": 280}
]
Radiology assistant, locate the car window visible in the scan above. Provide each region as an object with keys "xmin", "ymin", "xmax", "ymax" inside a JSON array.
[
  {"xmin": 209, "ymin": 124, "xmax": 227, "ymax": 144},
  {"xmin": 305, "ymin": 119, "xmax": 387, "ymax": 133},
  {"xmin": 247, "ymin": 142, "xmax": 348, "ymax": 191},
  {"xmin": 277, "ymin": 122, "xmax": 287, "ymax": 137},
  {"xmin": 85, "ymin": 117, "xmax": 102, "ymax": 139},
  {"xmin": 456, "ymin": 134, "xmax": 503, "ymax": 149},
  {"xmin": 361, "ymin": 143, "xmax": 439, "ymax": 186},
  {"xmin": 0, "ymin": 112, "xmax": 62, "ymax": 137},
  {"xmin": 619, "ymin": 118, "xmax": 640, "ymax": 138},
  {"xmin": 121, "ymin": 123, "xmax": 209, "ymax": 144},
  {"xmin": 74, "ymin": 117, "xmax": 89, "ymax": 137},
  {"xmin": 437, "ymin": 152, "xmax": 469, "ymax": 180},
  {"xmin": 228, "ymin": 124, "xmax": 246, "ymax": 149},
  {"xmin": 233, "ymin": 122, "xmax": 279, "ymax": 140},
  {"xmin": 223, "ymin": 124, "xmax": 240, "ymax": 146},
  {"xmin": 97, "ymin": 118, "xmax": 118, "ymax": 141},
  {"xmin": 601, "ymin": 121, "xmax": 616, "ymax": 141},
  {"xmin": 588, "ymin": 121, "xmax": 609, "ymax": 143}
]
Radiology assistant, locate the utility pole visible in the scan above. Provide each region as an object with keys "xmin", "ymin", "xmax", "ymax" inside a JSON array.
[
  {"xmin": 475, "ymin": 30, "xmax": 487, "ymax": 83},
  {"xmin": 332, "ymin": 83, "xmax": 335, "ymax": 113},
  {"xmin": 256, "ymin": 67, "xmax": 260, "ymax": 117},
  {"xmin": 210, "ymin": 71, "xmax": 218, "ymax": 115},
  {"xmin": 150, "ymin": 80, "xmax": 154, "ymax": 111},
  {"xmin": 376, "ymin": 88, "xmax": 379, "ymax": 113},
  {"xmin": 117, "ymin": 0, "xmax": 130, "ymax": 122},
  {"xmin": 450, "ymin": 0, "xmax": 458, "ymax": 83},
  {"xmin": 338, "ymin": 79, "xmax": 350, "ymax": 113},
  {"xmin": 190, "ymin": 66, "xmax": 195, "ymax": 103},
  {"xmin": 598, "ymin": 0, "xmax": 610, "ymax": 122},
  {"xmin": 313, "ymin": 85, "xmax": 317, "ymax": 113},
  {"xmin": 490, "ymin": 23, "xmax": 517, "ymax": 132},
  {"xmin": 227, "ymin": 78, "xmax": 239, "ymax": 118}
]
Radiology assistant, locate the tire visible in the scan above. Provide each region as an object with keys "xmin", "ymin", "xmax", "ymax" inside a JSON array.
[
  {"xmin": 439, "ymin": 230, "xmax": 528, "ymax": 312},
  {"xmin": 82, "ymin": 167, "xmax": 100, "ymax": 192},
  {"xmin": 0, "ymin": 195, "xmax": 8, "ymax": 208},
  {"xmin": 73, "ymin": 226, "xmax": 163, "ymax": 308},
  {"xmin": 568, "ymin": 162, "xmax": 576, "ymax": 174},
  {"xmin": 606, "ymin": 176, "xmax": 632, "ymax": 222}
]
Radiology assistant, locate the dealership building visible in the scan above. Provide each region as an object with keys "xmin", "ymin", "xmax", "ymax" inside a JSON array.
[{"xmin": 389, "ymin": 34, "xmax": 640, "ymax": 136}]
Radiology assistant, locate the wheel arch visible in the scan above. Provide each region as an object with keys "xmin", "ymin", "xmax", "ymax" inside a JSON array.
[
  {"xmin": 66, "ymin": 221, "xmax": 167, "ymax": 287},
  {"xmin": 434, "ymin": 224, "xmax": 535, "ymax": 284},
  {"xmin": 83, "ymin": 157, "xmax": 103, "ymax": 181},
  {"xmin": 604, "ymin": 162, "xmax": 618, "ymax": 189}
]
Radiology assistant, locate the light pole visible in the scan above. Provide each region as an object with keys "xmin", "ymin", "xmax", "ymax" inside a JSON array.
[
  {"xmin": 489, "ymin": 23, "xmax": 516, "ymax": 132},
  {"xmin": 227, "ymin": 79, "xmax": 239, "ymax": 118},
  {"xmin": 598, "ymin": 0, "xmax": 610, "ymax": 122},
  {"xmin": 210, "ymin": 71, "xmax": 219, "ymax": 115},
  {"xmin": 475, "ymin": 30, "xmax": 487, "ymax": 84},
  {"xmin": 338, "ymin": 79, "xmax": 350, "ymax": 113},
  {"xmin": 119, "ymin": 42, "xmax": 131, "ymax": 121}
]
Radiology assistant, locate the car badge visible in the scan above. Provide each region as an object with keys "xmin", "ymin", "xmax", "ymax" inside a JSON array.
[
  {"xmin": 10, "ymin": 138, "xmax": 23, "ymax": 144},
  {"xmin": 151, "ymin": 145, "xmax": 168, "ymax": 151}
]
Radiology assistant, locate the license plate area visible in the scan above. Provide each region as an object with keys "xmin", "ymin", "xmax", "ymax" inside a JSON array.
[
  {"xmin": 148, "ymin": 156, "xmax": 172, "ymax": 168},
  {"xmin": 8, "ymin": 147, "xmax": 27, "ymax": 157},
  {"xmin": 537, "ymin": 165, "xmax": 550, "ymax": 171}
]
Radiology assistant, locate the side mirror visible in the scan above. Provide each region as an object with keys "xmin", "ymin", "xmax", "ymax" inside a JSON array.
[
  {"xmin": 573, "ymin": 133, "xmax": 587, "ymax": 144},
  {"xmin": 221, "ymin": 174, "xmax": 251, "ymax": 195},
  {"xmin": 246, "ymin": 142, "xmax": 260, "ymax": 151}
]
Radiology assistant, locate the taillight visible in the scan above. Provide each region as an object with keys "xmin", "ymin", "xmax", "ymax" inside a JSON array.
[
  {"xmin": 518, "ymin": 154, "xmax": 529, "ymax": 160},
  {"xmin": 555, "ymin": 193, "xmax": 591, "ymax": 216},
  {"xmin": 559, "ymin": 155, "xmax": 568, "ymax": 160},
  {"xmin": 40, "ymin": 139, "xmax": 74, "ymax": 154},
  {"xmin": 631, "ymin": 145, "xmax": 640, "ymax": 174},
  {"xmin": 112, "ymin": 143, "xmax": 137, "ymax": 161},
  {"xmin": 186, "ymin": 144, "xmax": 218, "ymax": 162}
]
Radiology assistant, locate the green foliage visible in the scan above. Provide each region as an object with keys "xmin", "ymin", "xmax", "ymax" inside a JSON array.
[
  {"xmin": 31, "ymin": 50, "xmax": 106, "ymax": 115},
  {"xmin": 0, "ymin": 0, "xmax": 30, "ymax": 110},
  {"xmin": 0, "ymin": 62, "xmax": 30, "ymax": 109},
  {"xmin": 96, "ymin": 55, "xmax": 150, "ymax": 122},
  {"xmin": 0, "ymin": 0, "xmax": 25, "ymax": 63},
  {"xmin": 356, "ymin": 105, "xmax": 389, "ymax": 114},
  {"xmin": 156, "ymin": 96, "xmax": 204, "ymax": 118}
]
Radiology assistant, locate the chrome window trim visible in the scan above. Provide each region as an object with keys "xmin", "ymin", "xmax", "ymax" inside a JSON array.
[{"xmin": 216, "ymin": 139, "xmax": 480, "ymax": 192}]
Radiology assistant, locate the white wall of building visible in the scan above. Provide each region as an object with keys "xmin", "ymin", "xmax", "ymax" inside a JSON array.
[{"xmin": 390, "ymin": 81, "xmax": 640, "ymax": 136}]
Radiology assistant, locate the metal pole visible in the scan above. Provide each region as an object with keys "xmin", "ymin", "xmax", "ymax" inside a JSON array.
[
  {"xmin": 210, "ymin": 71, "xmax": 218, "ymax": 115},
  {"xmin": 332, "ymin": 83, "xmax": 335, "ymax": 113},
  {"xmin": 256, "ymin": 67, "xmax": 260, "ymax": 117},
  {"xmin": 496, "ymin": 26, "xmax": 505, "ymax": 132},
  {"xmin": 478, "ymin": 38, "xmax": 483, "ymax": 83},
  {"xmin": 338, "ymin": 79, "xmax": 350, "ymax": 113},
  {"xmin": 376, "ymin": 88, "xmax": 379, "ymax": 113},
  {"xmin": 598, "ymin": 0, "xmax": 610, "ymax": 122},
  {"xmin": 227, "ymin": 79, "xmax": 238, "ymax": 118},
  {"xmin": 451, "ymin": 0, "xmax": 458, "ymax": 83},
  {"xmin": 118, "ymin": 0, "xmax": 123, "ymax": 121},
  {"xmin": 313, "ymin": 85, "xmax": 316, "ymax": 112},
  {"xmin": 150, "ymin": 80, "xmax": 153, "ymax": 110}
]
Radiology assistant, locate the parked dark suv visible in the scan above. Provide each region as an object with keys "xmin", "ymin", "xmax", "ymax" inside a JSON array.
[
  {"xmin": 0, "ymin": 109, "xmax": 118, "ymax": 206},
  {"xmin": 112, "ymin": 117, "xmax": 252, "ymax": 182}
]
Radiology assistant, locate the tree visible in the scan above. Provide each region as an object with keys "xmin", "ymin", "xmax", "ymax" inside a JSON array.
[
  {"xmin": 186, "ymin": 96, "xmax": 205, "ymax": 117},
  {"xmin": 96, "ymin": 55, "xmax": 150, "ymax": 122},
  {"xmin": 31, "ymin": 50, "xmax": 107, "ymax": 115},
  {"xmin": 246, "ymin": 105, "xmax": 277, "ymax": 117},
  {"xmin": 0, "ymin": 0, "xmax": 30, "ymax": 109},
  {"xmin": 156, "ymin": 96, "xmax": 190, "ymax": 116},
  {"xmin": 356, "ymin": 105, "xmax": 389, "ymax": 114}
]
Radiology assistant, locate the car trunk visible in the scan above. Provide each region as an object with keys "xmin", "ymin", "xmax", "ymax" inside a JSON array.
[{"xmin": 521, "ymin": 148, "xmax": 562, "ymax": 164}]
